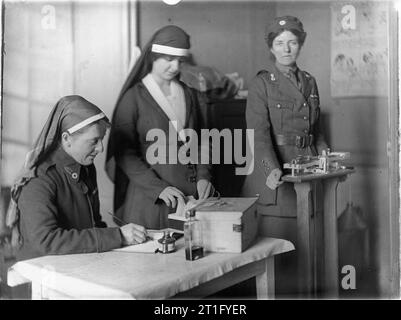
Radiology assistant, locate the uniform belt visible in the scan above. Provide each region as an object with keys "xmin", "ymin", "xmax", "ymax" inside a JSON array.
[{"xmin": 275, "ymin": 134, "xmax": 314, "ymax": 148}]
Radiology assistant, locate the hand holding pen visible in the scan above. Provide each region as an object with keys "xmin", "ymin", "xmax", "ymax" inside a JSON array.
[{"xmin": 107, "ymin": 212, "xmax": 147, "ymax": 246}]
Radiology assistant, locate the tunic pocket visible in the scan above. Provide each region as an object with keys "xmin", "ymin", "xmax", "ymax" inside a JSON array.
[{"xmin": 267, "ymin": 98, "xmax": 294, "ymax": 130}]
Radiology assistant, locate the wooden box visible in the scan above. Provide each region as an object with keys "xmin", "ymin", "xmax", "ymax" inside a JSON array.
[{"xmin": 169, "ymin": 197, "xmax": 258, "ymax": 253}]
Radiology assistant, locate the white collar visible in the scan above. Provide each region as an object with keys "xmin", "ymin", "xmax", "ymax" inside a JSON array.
[{"xmin": 142, "ymin": 74, "xmax": 187, "ymax": 143}]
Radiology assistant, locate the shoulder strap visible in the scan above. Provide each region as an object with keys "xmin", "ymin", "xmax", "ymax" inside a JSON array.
[
  {"xmin": 255, "ymin": 69, "xmax": 275, "ymax": 97},
  {"xmin": 257, "ymin": 69, "xmax": 269, "ymax": 76}
]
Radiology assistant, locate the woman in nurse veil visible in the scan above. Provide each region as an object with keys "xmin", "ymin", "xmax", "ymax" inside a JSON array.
[{"xmin": 106, "ymin": 25, "xmax": 214, "ymax": 229}]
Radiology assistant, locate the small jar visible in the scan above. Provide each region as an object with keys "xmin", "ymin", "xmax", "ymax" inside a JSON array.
[{"xmin": 157, "ymin": 231, "xmax": 176, "ymax": 253}]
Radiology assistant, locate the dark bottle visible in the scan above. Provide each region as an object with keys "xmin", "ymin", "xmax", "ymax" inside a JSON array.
[{"xmin": 184, "ymin": 209, "xmax": 204, "ymax": 261}]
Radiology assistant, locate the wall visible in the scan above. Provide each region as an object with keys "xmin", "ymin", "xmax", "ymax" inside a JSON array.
[
  {"xmin": 138, "ymin": 0, "xmax": 276, "ymax": 89},
  {"xmin": 1, "ymin": 1, "xmax": 130, "ymax": 228},
  {"xmin": 1, "ymin": 1, "xmax": 74, "ymax": 186},
  {"xmin": 71, "ymin": 1, "xmax": 130, "ymax": 226}
]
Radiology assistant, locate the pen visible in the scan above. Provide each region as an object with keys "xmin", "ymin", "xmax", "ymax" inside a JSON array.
[
  {"xmin": 107, "ymin": 211, "xmax": 152, "ymax": 241},
  {"xmin": 107, "ymin": 211, "xmax": 128, "ymax": 226},
  {"xmin": 146, "ymin": 229, "xmax": 165, "ymax": 233}
]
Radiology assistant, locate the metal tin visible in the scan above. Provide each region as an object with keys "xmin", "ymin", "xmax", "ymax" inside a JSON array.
[{"xmin": 157, "ymin": 231, "xmax": 176, "ymax": 253}]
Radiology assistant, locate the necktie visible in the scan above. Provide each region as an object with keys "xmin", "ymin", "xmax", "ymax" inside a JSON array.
[{"xmin": 288, "ymin": 70, "xmax": 300, "ymax": 88}]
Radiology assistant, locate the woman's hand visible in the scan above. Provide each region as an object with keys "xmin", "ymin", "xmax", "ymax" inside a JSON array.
[
  {"xmin": 265, "ymin": 168, "xmax": 284, "ymax": 190},
  {"xmin": 158, "ymin": 186, "xmax": 186, "ymax": 208},
  {"xmin": 120, "ymin": 223, "xmax": 147, "ymax": 246},
  {"xmin": 197, "ymin": 179, "xmax": 213, "ymax": 199}
]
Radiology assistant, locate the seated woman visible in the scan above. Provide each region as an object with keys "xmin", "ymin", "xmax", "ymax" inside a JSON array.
[
  {"xmin": 106, "ymin": 25, "xmax": 214, "ymax": 229},
  {"xmin": 7, "ymin": 95, "xmax": 147, "ymax": 261}
]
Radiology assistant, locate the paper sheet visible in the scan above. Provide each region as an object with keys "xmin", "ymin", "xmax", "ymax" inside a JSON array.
[
  {"xmin": 112, "ymin": 229, "xmax": 183, "ymax": 253},
  {"xmin": 113, "ymin": 240, "xmax": 159, "ymax": 253},
  {"xmin": 175, "ymin": 196, "xmax": 196, "ymax": 217},
  {"xmin": 174, "ymin": 196, "xmax": 223, "ymax": 217}
]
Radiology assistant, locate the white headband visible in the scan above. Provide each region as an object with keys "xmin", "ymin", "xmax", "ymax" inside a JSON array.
[
  {"xmin": 67, "ymin": 112, "xmax": 106, "ymax": 134},
  {"xmin": 151, "ymin": 44, "xmax": 189, "ymax": 56}
]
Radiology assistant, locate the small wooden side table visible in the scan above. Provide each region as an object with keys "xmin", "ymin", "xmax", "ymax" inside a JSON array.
[{"xmin": 282, "ymin": 168, "xmax": 355, "ymax": 298}]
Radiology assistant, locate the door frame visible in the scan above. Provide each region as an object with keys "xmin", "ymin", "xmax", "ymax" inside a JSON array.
[{"xmin": 388, "ymin": 2, "xmax": 400, "ymax": 299}]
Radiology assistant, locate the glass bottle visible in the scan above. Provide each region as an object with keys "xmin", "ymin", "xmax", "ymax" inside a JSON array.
[{"xmin": 184, "ymin": 209, "xmax": 204, "ymax": 261}]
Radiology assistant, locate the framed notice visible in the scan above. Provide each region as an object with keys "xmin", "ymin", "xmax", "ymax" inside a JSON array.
[{"xmin": 331, "ymin": 1, "xmax": 389, "ymax": 97}]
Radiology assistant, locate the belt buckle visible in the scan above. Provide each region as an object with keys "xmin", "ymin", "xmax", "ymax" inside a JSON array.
[{"xmin": 296, "ymin": 135, "xmax": 305, "ymax": 148}]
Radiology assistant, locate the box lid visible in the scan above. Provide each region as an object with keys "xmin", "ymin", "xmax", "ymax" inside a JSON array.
[{"xmin": 195, "ymin": 197, "xmax": 258, "ymax": 220}]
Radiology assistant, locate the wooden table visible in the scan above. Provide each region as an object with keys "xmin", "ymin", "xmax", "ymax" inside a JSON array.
[
  {"xmin": 282, "ymin": 168, "xmax": 355, "ymax": 298},
  {"xmin": 7, "ymin": 237, "xmax": 294, "ymax": 300}
]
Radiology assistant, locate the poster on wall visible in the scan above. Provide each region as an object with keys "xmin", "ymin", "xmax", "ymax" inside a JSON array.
[{"xmin": 330, "ymin": 1, "xmax": 388, "ymax": 97}]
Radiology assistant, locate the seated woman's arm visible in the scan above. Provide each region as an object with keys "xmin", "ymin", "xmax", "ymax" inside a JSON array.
[{"xmin": 18, "ymin": 177, "xmax": 123, "ymax": 256}]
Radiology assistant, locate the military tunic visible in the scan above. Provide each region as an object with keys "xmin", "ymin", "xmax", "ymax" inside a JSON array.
[
  {"xmin": 17, "ymin": 147, "xmax": 123, "ymax": 261},
  {"xmin": 241, "ymin": 64, "xmax": 328, "ymax": 294},
  {"xmin": 242, "ymin": 63, "xmax": 327, "ymax": 215}
]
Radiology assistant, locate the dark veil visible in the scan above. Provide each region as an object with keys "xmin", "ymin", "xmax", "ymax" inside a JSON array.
[{"xmin": 105, "ymin": 25, "xmax": 190, "ymax": 216}]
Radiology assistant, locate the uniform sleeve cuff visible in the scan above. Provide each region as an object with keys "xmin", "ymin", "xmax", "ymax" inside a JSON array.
[{"xmin": 96, "ymin": 227, "xmax": 124, "ymax": 251}]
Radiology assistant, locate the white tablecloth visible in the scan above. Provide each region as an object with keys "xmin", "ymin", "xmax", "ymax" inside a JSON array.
[{"xmin": 8, "ymin": 237, "xmax": 294, "ymax": 299}]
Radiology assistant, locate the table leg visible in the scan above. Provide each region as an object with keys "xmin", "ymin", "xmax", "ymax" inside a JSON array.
[
  {"xmin": 31, "ymin": 282, "xmax": 44, "ymax": 300},
  {"xmin": 322, "ymin": 177, "xmax": 340, "ymax": 298},
  {"xmin": 0, "ymin": 249, "xmax": 4, "ymax": 285},
  {"xmin": 256, "ymin": 257, "xmax": 275, "ymax": 299},
  {"xmin": 314, "ymin": 183, "xmax": 325, "ymax": 297},
  {"xmin": 293, "ymin": 182, "xmax": 314, "ymax": 297}
]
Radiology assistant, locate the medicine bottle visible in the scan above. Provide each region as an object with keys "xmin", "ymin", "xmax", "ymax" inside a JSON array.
[{"xmin": 184, "ymin": 209, "xmax": 204, "ymax": 261}]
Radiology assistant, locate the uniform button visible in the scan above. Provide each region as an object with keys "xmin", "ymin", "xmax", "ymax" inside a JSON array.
[
  {"xmin": 187, "ymin": 164, "xmax": 194, "ymax": 169},
  {"xmin": 277, "ymin": 103, "xmax": 281, "ymax": 109},
  {"xmin": 72, "ymin": 173, "xmax": 78, "ymax": 180},
  {"xmin": 304, "ymin": 129, "xmax": 309, "ymax": 134},
  {"xmin": 189, "ymin": 177, "xmax": 197, "ymax": 183},
  {"xmin": 303, "ymin": 116, "xmax": 308, "ymax": 120},
  {"xmin": 303, "ymin": 102, "xmax": 307, "ymax": 107}
]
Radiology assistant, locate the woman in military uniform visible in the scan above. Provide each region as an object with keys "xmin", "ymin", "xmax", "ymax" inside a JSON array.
[
  {"xmin": 7, "ymin": 96, "xmax": 147, "ymax": 261},
  {"xmin": 241, "ymin": 16, "xmax": 328, "ymax": 296}
]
